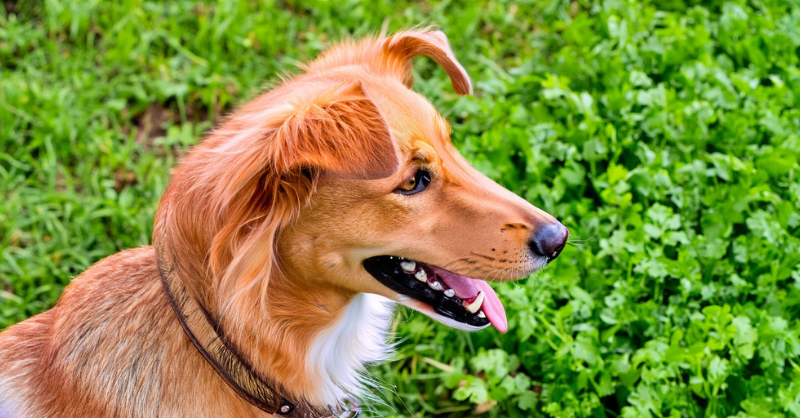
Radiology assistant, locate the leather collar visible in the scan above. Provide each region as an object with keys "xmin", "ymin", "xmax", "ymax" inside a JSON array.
[{"xmin": 155, "ymin": 244, "xmax": 358, "ymax": 418}]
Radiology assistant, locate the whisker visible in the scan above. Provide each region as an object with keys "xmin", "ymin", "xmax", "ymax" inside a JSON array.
[
  {"xmin": 492, "ymin": 267, "xmax": 508, "ymax": 283},
  {"xmin": 488, "ymin": 268, "xmax": 505, "ymax": 284},
  {"xmin": 567, "ymin": 233, "xmax": 597, "ymax": 243},
  {"xmin": 482, "ymin": 268, "xmax": 503, "ymax": 284}
]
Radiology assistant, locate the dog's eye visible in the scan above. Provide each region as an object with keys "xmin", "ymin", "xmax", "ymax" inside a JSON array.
[{"xmin": 395, "ymin": 169, "xmax": 432, "ymax": 195}]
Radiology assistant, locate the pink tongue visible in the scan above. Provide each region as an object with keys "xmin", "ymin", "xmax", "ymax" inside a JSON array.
[{"xmin": 430, "ymin": 267, "xmax": 508, "ymax": 333}]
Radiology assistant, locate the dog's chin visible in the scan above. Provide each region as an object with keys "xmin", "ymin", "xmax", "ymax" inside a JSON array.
[{"xmin": 362, "ymin": 256, "xmax": 509, "ymax": 333}]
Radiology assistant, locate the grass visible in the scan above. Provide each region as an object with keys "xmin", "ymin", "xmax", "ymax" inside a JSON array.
[{"xmin": 2, "ymin": 0, "xmax": 800, "ymax": 417}]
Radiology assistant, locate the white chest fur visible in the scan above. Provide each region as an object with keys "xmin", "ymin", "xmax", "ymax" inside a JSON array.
[{"xmin": 305, "ymin": 293, "xmax": 395, "ymax": 409}]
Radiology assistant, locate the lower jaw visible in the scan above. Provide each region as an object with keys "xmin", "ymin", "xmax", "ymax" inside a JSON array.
[{"xmin": 397, "ymin": 297, "xmax": 491, "ymax": 332}]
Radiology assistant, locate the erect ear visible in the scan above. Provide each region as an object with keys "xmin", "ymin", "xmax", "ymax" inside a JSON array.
[
  {"xmin": 271, "ymin": 81, "xmax": 398, "ymax": 180},
  {"xmin": 383, "ymin": 30, "xmax": 473, "ymax": 95}
]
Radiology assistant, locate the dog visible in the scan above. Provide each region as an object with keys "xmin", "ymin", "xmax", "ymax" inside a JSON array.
[{"xmin": 0, "ymin": 29, "xmax": 567, "ymax": 417}]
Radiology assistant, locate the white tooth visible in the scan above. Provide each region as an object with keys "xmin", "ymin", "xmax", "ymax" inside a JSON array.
[
  {"xmin": 444, "ymin": 289, "xmax": 455, "ymax": 298},
  {"xmin": 414, "ymin": 269, "xmax": 427, "ymax": 282},
  {"xmin": 477, "ymin": 311, "xmax": 486, "ymax": 318},
  {"xmin": 400, "ymin": 260, "xmax": 416, "ymax": 272},
  {"xmin": 429, "ymin": 280, "xmax": 443, "ymax": 291},
  {"xmin": 463, "ymin": 291, "xmax": 484, "ymax": 313}
]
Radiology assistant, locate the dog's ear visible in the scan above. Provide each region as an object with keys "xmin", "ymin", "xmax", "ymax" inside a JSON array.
[
  {"xmin": 272, "ymin": 81, "xmax": 398, "ymax": 180},
  {"xmin": 382, "ymin": 30, "xmax": 473, "ymax": 95},
  {"xmin": 305, "ymin": 29, "xmax": 472, "ymax": 96}
]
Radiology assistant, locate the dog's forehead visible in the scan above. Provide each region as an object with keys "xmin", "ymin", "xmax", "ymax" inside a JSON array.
[
  {"xmin": 364, "ymin": 80, "xmax": 451, "ymax": 155},
  {"xmin": 358, "ymin": 78, "xmax": 480, "ymax": 186}
]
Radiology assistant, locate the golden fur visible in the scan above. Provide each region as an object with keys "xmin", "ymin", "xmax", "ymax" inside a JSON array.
[{"xmin": 0, "ymin": 29, "xmax": 562, "ymax": 417}]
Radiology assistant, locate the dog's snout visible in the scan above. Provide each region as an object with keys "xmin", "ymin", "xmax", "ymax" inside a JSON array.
[{"xmin": 529, "ymin": 222, "xmax": 569, "ymax": 261}]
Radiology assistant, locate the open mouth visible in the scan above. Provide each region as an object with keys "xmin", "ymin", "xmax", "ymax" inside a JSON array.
[{"xmin": 363, "ymin": 256, "xmax": 508, "ymax": 333}]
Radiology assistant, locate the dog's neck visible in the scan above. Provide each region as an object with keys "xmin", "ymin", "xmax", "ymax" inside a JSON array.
[
  {"xmin": 208, "ymin": 275, "xmax": 395, "ymax": 412},
  {"xmin": 154, "ymin": 166, "xmax": 396, "ymax": 412},
  {"xmin": 306, "ymin": 293, "xmax": 394, "ymax": 406}
]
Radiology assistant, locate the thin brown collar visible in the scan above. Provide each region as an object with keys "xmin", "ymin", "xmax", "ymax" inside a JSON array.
[{"xmin": 155, "ymin": 245, "xmax": 357, "ymax": 418}]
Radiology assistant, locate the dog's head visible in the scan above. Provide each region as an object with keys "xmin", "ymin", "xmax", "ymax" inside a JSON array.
[{"xmin": 154, "ymin": 29, "xmax": 567, "ymax": 336}]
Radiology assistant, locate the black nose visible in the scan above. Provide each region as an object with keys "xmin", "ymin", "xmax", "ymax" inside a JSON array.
[{"xmin": 529, "ymin": 222, "xmax": 569, "ymax": 260}]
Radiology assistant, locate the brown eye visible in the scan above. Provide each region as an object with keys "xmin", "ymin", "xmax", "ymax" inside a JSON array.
[
  {"xmin": 400, "ymin": 175, "xmax": 417, "ymax": 191},
  {"xmin": 394, "ymin": 169, "xmax": 431, "ymax": 195}
]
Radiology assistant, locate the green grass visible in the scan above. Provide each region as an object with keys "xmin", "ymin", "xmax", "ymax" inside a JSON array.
[{"xmin": 2, "ymin": 0, "xmax": 800, "ymax": 417}]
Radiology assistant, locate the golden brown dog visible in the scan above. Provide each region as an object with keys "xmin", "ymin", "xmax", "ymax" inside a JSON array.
[{"xmin": 0, "ymin": 29, "xmax": 567, "ymax": 417}]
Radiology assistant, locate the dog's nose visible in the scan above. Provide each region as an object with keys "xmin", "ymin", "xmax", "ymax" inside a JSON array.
[{"xmin": 529, "ymin": 222, "xmax": 569, "ymax": 261}]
